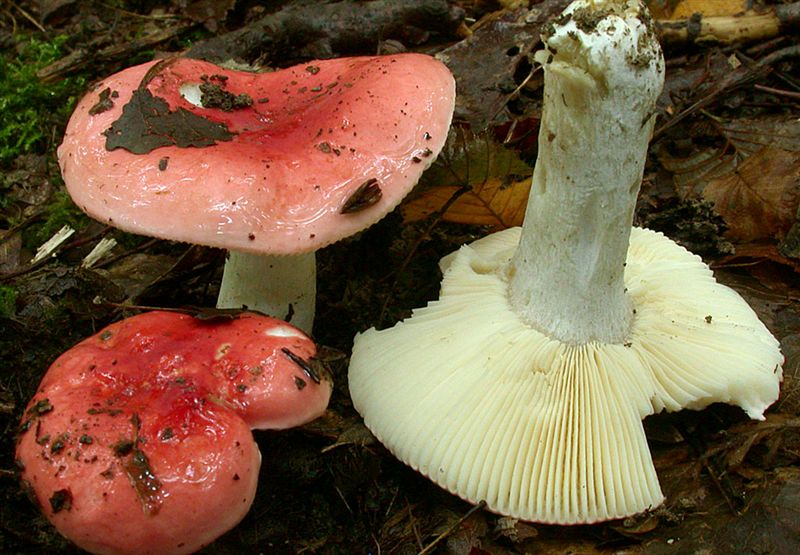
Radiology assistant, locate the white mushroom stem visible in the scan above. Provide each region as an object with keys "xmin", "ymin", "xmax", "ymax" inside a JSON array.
[
  {"xmin": 508, "ymin": 0, "xmax": 664, "ymax": 345},
  {"xmin": 181, "ymin": 82, "xmax": 317, "ymax": 333},
  {"xmin": 347, "ymin": 1, "xmax": 783, "ymax": 525},
  {"xmin": 217, "ymin": 251, "xmax": 316, "ymax": 333}
]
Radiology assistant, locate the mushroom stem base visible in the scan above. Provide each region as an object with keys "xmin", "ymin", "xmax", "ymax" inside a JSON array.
[{"xmin": 217, "ymin": 251, "xmax": 316, "ymax": 333}]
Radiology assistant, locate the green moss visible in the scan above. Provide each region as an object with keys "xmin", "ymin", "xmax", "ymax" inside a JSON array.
[
  {"xmin": 0, "ymin": 35, "xmax": 87, "ymax": 165},
  {"xmin": 0, "ymin": 286, "xmax": 17, "ymax": 318}
]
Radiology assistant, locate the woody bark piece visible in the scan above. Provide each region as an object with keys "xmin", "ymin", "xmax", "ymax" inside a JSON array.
[
  {"xmin": 37, "ymin": 23, "xmax": 198, "ymax": 84},
  {"xmin": 186, "ymin": 0, "xmax": 465, "ymax": 64},
  {"xmin": 657, "ymin": 2, "xmax": 800, "ymax": 47}
]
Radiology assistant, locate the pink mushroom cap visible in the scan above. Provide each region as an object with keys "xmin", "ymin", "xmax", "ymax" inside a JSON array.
[
  {"xmin": 16, "ymin": 311, "xmax": 331, "ymax": 555},
  {"xmin": 58, "ymin": 54, "xmax": 456, "ymax": 254}
]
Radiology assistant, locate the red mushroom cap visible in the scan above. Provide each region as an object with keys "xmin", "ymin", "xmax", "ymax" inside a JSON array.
[
  {"xmin": 16, "ymin": 311, "xmax": 331, "ymax": 555},
  {"xmin": 58, "ymin": 55, "xmax": 456, "ymax": 254}
]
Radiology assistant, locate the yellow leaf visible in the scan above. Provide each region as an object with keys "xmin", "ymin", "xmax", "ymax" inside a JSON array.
[
  {"xmin": 671, "ymin": 0, "xmax": 748, "ymax": 19},
  {"xmin": 401, "ymin": 129, "xmax": 533, "ymax": 229},
  {"xmin": 402, "ymin": 177, "xmax": 531, "ymax": 228}
]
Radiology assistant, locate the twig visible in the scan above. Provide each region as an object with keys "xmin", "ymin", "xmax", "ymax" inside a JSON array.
[
  {"xmin": 674, "ymin": 421, "xmax": 746, "ymax": 517},
  {"xmin": 371, "ymin": 534, "xmax": 382, "ymax": 555},
  {"xmin": 7, "ymin": 0, "xmax": 46, "ymax": 33},
  {"xmin": 0, "ymin": 225, "xmax": 90, "ymax": 282},
  {"xmin": 418, "ymin": 501, "xmax": 486, "ymax": 555},
  {"xmin": 94, "ymin": 237, "xmax": 159, "ymax": 269},
  {"xmin": 92, "ymin": 297, "xmax": 259, "ymax": 320},
  {"xmin": 753, "ymin": 83, "xmax": 800, "ymax": 100},
  {"xmin": 98, "ymin": 2, "xmax": 182, "ymax": 20},
  {"xmin": 653, "ymin": 53, "xmax": 771, "ymax": 139},
  {"xmin": 37, "ymin": 22, "xmax": 197, "ymax": 83},
  {"xmin": 30, "ymin": 225, "xmax": 74, "ymax": 263},
  {"xmin": 185, "ymin": 0, "xmax": 464, "ymax": 64},
  {"xmin": 490, "ymin": 63, "xmax": 542, "ymax": 127},
  {"xmin": 2, "ymin": 6, "xmax": 19, "ymax": 35},
  {"xmin": 406, "ymin": 499, "xmax": 424, "ymax": 550},
  {"xmin": 81, "ymin": 237, "xmax": 118, "ymax": 268},
  {"xmin": 757, "ymin": 44, "xmax": 800, "ymax": 66},
  {"xmin": 334, "ymin": 484, "xmax": 354, "ymax": 514},
  {"xmin": 738, "ymin": 45, "xmax": 800, "ymax": 91},
  {"xmin": 437, "ymin": 0, "xmax": 570, "ymax": 131},
  {"xmin": 701, "ymin": 456, "xmax": 745, "ymax": 516},
  {"xmin": 0, "ymin": 210, "xmax": 44, "ymax": 247}
]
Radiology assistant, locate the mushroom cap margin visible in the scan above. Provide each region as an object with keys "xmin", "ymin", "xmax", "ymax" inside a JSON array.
[
  {"xmin": 15, "ymin": 311, "xmax": 332, "ymax": 554},
  {"xmin": 57, "ymin": 55, "xmax": 456, "ymax": 255},
  {"xmin": 348, "ymin": 226, "xmax": 783, "ymax": 524}
]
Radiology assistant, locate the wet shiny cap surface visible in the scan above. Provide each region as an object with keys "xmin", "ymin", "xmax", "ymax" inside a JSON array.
[
  {"xmin": 15, "ymin": 311, "xmax": 331, "ymax": 555},
  {"xmin": 58, "ymin": 55, "xmax": 456, "ymax": 254}
]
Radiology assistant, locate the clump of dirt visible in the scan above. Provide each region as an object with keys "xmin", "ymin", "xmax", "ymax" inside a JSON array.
[{"xmin": 199, "ymin": 74, "xmax": 253, "ymax": 111}]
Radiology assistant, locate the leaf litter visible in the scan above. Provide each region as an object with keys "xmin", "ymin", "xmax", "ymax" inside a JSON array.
[{"xmin": 1, "ymin": 1, "xmax": 800, "ymax": 554}]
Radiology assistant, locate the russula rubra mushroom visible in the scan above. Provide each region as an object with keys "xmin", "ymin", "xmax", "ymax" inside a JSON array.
[
  {"xmin": 57, "ymin": 54, "xmax": 456, "ymax": 332},
  {"xmin": 348, "ymin": 0, "xmax": 783, "ymax": 524},
  {"xmin": 16, "ymin": 311, "xmax": 331, "ymax": 555}
]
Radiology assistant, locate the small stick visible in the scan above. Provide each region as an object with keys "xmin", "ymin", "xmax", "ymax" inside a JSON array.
[
  {"xmin": 8, "ymin": 0, "xmax": 46, "ymax": 33},
  {"xmin": 754, "ymin": 83, "xmax": 800, "ymax": 100}
]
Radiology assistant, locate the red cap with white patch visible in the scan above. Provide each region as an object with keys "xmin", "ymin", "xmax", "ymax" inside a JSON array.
[{"xmin": 16, "ymin": 311, "xmax": 331, "ymax": 555}]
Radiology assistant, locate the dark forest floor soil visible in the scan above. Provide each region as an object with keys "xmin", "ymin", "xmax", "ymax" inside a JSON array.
[{"xmin": 1, "ymin": 1, "xmax": 799, "ymax": 553}]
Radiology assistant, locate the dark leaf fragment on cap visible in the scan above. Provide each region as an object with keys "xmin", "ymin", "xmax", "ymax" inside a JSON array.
[
  {"xmin": 341, "ymin": 178, "xmax": 382, "ymax": 214},
  {"xmin": 103, "ymin": 88, "xmax": 234, "ymax": 154}
]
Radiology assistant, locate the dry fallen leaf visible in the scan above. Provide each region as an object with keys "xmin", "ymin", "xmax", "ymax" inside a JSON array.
[
  {"xmin": 403, "ymin": 176, "xmax": 531, "ymax": 227},
  {"xmin": 658, "ymin": 116, "xmax": 800, "ymax": 198},
  {"xmin": 703, "ymin": 147, "xmax": 800, "ymax": 242},
  {"xmin": 402, "ymin": 129, "xmax": 533, "ymax": 229},
  {"xmin": 656, "ymin": 115, "xmax": 800, "ymax": 248},
  {"xmin": 436, "ymin": 1, "xmax": 568, "ymax": 130}
]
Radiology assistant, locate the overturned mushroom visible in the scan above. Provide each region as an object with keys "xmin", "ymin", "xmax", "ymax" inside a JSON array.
[
  {"xmin": 348, "ymin": 0, "xmax": 783, "ymax": 524},
  {"xmin": 58, "ymin": 55, "xmax": 455, "ymax": 332},
  {"xmin": 16, "ymin": 311, "xmax": 331, "ymax": 555}
]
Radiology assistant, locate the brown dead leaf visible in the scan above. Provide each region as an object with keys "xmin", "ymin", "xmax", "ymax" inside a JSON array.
[
  {"xmin": 660, "ymin": 467, "xmax": 800, "ymax": 554},
  {"xmin": 658, "ymin": 116, "xmax": 800, "ymax": 199},
  {"xmin": 440, "ymin": 511, "xmax": 489, "ymax": 555},
  {"xmin": 656, "ymin": 142, "xmax": 737, "ymax": 197},
  {"xmin": 102, "ymin": 252, "xmax": 180, "ymax": 301},
  {"xmin": 610, "ymin": 513, "xmax": 660, "ymax": 537},
  {"xmin": 320, "ymin": 420, "xmax": 377, "ymax": 453},
  {"xmin": 721, "ymin": 116, "xmax": 800, "ymax": 155},
  {"xmin": 644, "ymin": 1, "xmax": 674, "ymax": 19},
  {"xmin": 403, "ymin": 177, "xmax": 531, "ymax": 227},
  {"xmin": 437, "ymin": 0, "xmax": 570, "ymax": 130},
  {"xmin": 183, "ymin": 0, "xmax": 236, "ymax": 32},
  {"xmin": 402, "ymin": 130, "xmax": 533, "ymax": 228},
  {"xmin": 0, "ymin": 232, "xmax": 22, "ymax": 274},
  {"xmin": 702, "ymin": 147, "xmax": 800, "ymax": 242},
  {"xmin": 777, "ymin": 333, "xmax": 800, "ymax": 414},
  {"xmin": 715, "ymin": 243, "xmax": 800, "ymax": 273},
  {"xmin": 657, "ymin": 116, "xmax": 800, "ymax": 252},
  {"xmin": 719, "ymin": 416, "xmax": 800, "ymax": 469}
]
